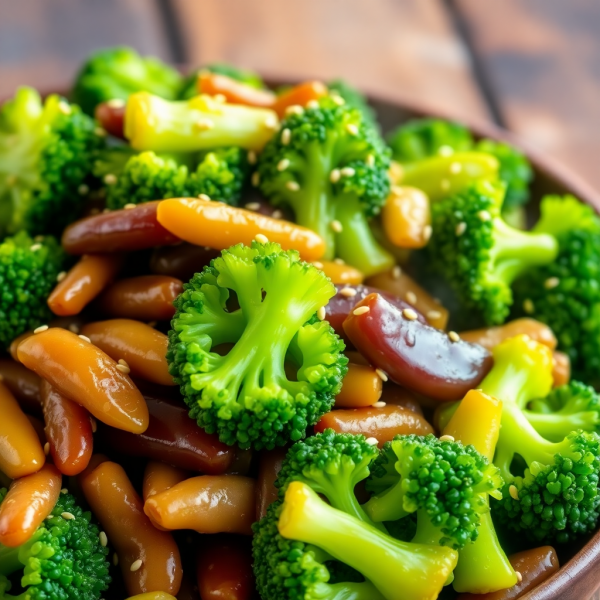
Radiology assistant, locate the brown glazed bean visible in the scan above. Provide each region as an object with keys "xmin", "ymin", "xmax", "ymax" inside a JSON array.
[
  {"xmin": 552, "ymin": 351, "xmax": 571, "ymax": 387},
  {"xmin": 143, "ymin": 461, "xmax": 189, "ymax": 502},
  {"xmin": 41, "ymin": 380, "xmax": 93, "ymax": 476},
  {"xmin": 315, "ymin": 405, "xmax": 434, "ymax": 447},
  {"xmin": 96, "ymin": 276, "xmax": 183, "ymax": 321},
  {"xmin": 95, "ymin": 100, "xmax": 126, "ymax": 139},
  {"xmin": 459, "ymin": 318, "xmax": 557, "ymax": 351},
  {"xmin": 62, "ymin": 201, "xmax": 180, "ymax": 255},
  {"xmin": 256, "ymin": 447, "xmax": 287, "ymax": 520},
  {"xmin": 150, "ymin": 244, "xmax": 220, "ymax": 282},
  {"xmin": 9, "ymin": 331, "xmax": 34, "ymax": 361},
  {"xmin": 18, "ymin": 328, "xmax": 149, "ymax": 434},
  {"xmin": 0, "ymin": 359, "xmax": 41, "ymax": 413},
  {"xmin": 81, "ymin": 319, "xmax": 174, "ymax": 386},
  {"xmin": 80, "ymin": 461, "xmax": 182, "ymax": 596},
  {"xmin": 225, "ymin": 448, "xmax": 254, "ymax": 476},
  {"xmin": 97, "ymin": 395, "xmax": 234, "ymax": 474},
  {"xmin": 380, "ymin": 384, "xmax": 423, "ymax": 415},
  {"xmin": 26, "ymin": 415, "xmax": 47, "ymax": 446},
  {"xmin": 144, "ymin": 475, "xmax": 256, "ymax": 535},
  {"xmin": 335, "ymin": 363, "xmax": 383, "ymax": 408}
]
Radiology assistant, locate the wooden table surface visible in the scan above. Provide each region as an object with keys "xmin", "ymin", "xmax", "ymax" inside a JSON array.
[{"xmin": 1, "ymin": 1, "xmax": 600, "ymax": 598}]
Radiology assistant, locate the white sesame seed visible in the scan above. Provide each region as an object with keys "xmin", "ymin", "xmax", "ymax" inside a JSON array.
[
  {"xmin": 448, "ymin": 331, "xmax": 460, "ymax": 343},
  {"xmin": 405, "ymin": 291, "xmax": 417, "ymax": 305},
  {"xmin": 523, "ymin": 299, "xmax": 535, "ymax": 314},
  {"xmin": 285, "ymin": 105, "xmax": 304, "ymax": 117},
  {"xmin": 277, "ymin": 159, "xmax": 290, "ymax": 171},
  {"xmin": 449, "ymin": 162, "xmax": 462, "ymax": 175},
  {"xmin": 333, "ymin": 258, "xmax": 345, "ymax": 265},
  {"xmin": 255, "ymin": 233, "xmax": 269, "ymax": 244},
  {"xmin": 423, "ymin": 225, "xmax": 432, "ymax": 242},
  {"xmin": 477, "ymin": 210, "xmax": 492, "ymax": 222},
  {"xmin": 61, "ymin": 512, "xmax": 75, "ymax": 520},
  {"xmin": 340, "ymin": 287, "xmax": 357, "ymax": 298},
  {"xmin": 402, "ymin": 308, "xmax": 418, "ymax": 321},
  {"xmin": 103, "ymin": 173, "xmax": 117, "ymax": 185},
  {"xmin": 116, "ymin": 364, "xmax": 130, "ymax": 374},
  {"xmin": 130, "ymin": 559, "xmax": 143, "ymax": 572},
  {"xmin": 340, "ymin": 167, "xmax": 355, "ymax": 178},
  {"xmin": 213, "ymin": 93, "xmax": 227, "ymax": 103},
  {"xmin": 353, "ymin": 306, "xmax": 370, "ymax": 316},
  {"xmin": 195, "ymin": 118, "xmax": 214, "ymax": 131},
  {"xmin": 312, "ymin": 261, "xmax": 324, "ymax": 269},
  {"xmin": 34, "ymin": 325, "xmax": 49, "ymax": 334},
  {"xmin": 331, "ymin": 94, "xmax": 345, "ymax": 106},
  {"xmin": 99, "ymin": 532, "xmax": 108, "ymax": 547},
  {"xmin": 69, "ymin": 323, "xmax": 80, "ymax": 334},
  {"xmin": 281, "ymin": 128, "xmax": 291, "ymax": 145},
  {"xmin": 263, "ymin": 115, "xmax": 278, "ymax": 130},
  {"xmin": 61, "ymin": 488, "xmax": 68, "ymax": 494},
  {"xmin": 245, "ymin": 202, "xmax": 260, "ymax": 211},
  {"xmin": 272, "ymin": 210, "xmax": 283, "ymax": 219},
  {"xmin": 251, "ymin": 172, "xmax": 260, "ymax": 187},
  {"xmin": 286, "ymin": 181, "xmax": 300, "ymax": 192},
  {"xmin": 30, "ymin": 244, "xmax": 42, "ymax": 252},
  {"xmin": 516, "ymin": 571, "xmax": 523, "ymax": 583},
  {"xmin": 44, "ymin": 442, "xmax": 50, "ymax": 455},
  {"xmin": 545, "ymin": 277, "xmax": 560, "ymax": 289},
  {"xmin": 365, "ymin": 437, "xmax": 379, "ymax": 445},
  {"xmin": 392, "ymin": 265, "xmax": 402, "ymax": 279},
  {"xmin": 365, "ymin": 154, "xmax": 375, "ymax": 167},
  {"xmin": 372, "ymin": 401, "xmax": 386, "ymax": 408},
  {"xmin": 306, "ymin": 100, "xmax": 320, "ymax": 110},
  {"xmin": 197, "ymin": 194, "xmax": 211, "ymax": 202},
  {"xmin": 455, "ymin": 222, "xmax": 467, "ymax": 236},
  {"xmin": 375, "ymin": 368, "xmax": 388, "ymax": 382},
  {"xmin": 440, "ymin": 179, "xmax": 451, "ymax": 191},
  {"xmin": 439, "ymin": 145, "xmax": 453, "ymax": 157},
  {"xmin": 94, "ymin": 127, "xmax": 107, "ymax": 137},
  {"xmin": 509, "ymin": 485, "xmax": 520, "ymax": 501},
  {"xmin": 107, "ymin": 98, "xmax": 126, "ymax": 109},
  {"xmin": 345, "ymin": 123, "xmax": 359, "ymax": 136},
  {"xmin": 113, "ymin": 553, "xmax": 119, "ymax": 566},
  {"xmin": 439, "ymin": 435, "xmax": 455, "ymax": 442},
  {"xmin": 78, "ymin": 335, "xmax": 91, "ymax": 344},
  {"xmin": 330, "ymin": 220, "xmax": 343, "ymax": 233},
  {"xmin": 118, "ymin": 358, "xmax": 129, "ymax": 368},
  {"xmin": 90, "ymin": 417, "xmax": 97, "ymax": 433},
  {"xmin": 317, "ymin": 307, "xmax": 327, "ymax": 321},
  {"xmin": 78, "ymin": 184, "xmax": 89, "ymax": 195},
  {"xmin": 330, "ymin": 169, "xmax": 341, "ymax": 183},
  {"xmin": 247, "ymin": 150, "xmax": 257, "ymax": 165},
  {"xmin": 124, "ymin": 203, "xmax": 136, "ymax": 210},
  {"xmin": 58, "ymin": 101, "xmax": 71, "ymax": 115},
  {"xmin": 427, "ymin": 310, "xmax": 442, "ymax": 321}
]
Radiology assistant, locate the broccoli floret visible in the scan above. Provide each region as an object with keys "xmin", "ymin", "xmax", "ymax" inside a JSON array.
[
  {"xmin": 327, "ymin": 80, "xmax": 379, "ymax": 131},
  {"xmin": 253, "ymin": 481, "xmax": 458, "ymax": 600},
  {"xmin": 0, "ymin": 232, "xmax": 67, "ymax": 349},
  {"xmin": 257, "ymin": 96, "xmax": 394, "ymax": 276},
  {"xmin": 428, "ymin": 180, "xmax": 558, "ymax": 325},
  {"xmin": 179, "ymin": 63, "xmax": 265, "ymax": 100},
  {"xmin": 0, "ymin": 490, "xmax": 110, "ymax": 600},
  {"xmin": 524, "ymin": 381, "xmax": 600, "ymax": 442},
  {"xmin": 364, "ymin": 434, "xmax": 503, "ymax": 550},
  {"xmin": 513, "ymin": 195, "xmax": 600, "ymax": 384},
  {"xmin": 72, "ymin": 46, "xmax": 182, "ymax": 115},
  {"xmin": 167, "ymin": 241, "xmax": 348, "ymax": 450},
  {"xmin": 124, "ymin": 92, "xmax": 279, "ymax": 152},
  {"xmin": 0, "ymin": 87, "xmax": 104, "ymax": 236},
  {"xmin": 95, "ymin": 146, "xmax": 249, "ymax": 209},
  {"xmin": 479, "ymin": 335, "xmax": 600, "ymax": 544}
]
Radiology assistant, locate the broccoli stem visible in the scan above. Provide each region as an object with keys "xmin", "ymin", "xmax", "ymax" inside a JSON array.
[
  {"xmin": 311, "ymin": 581, "xmax": 386, "ymax": 600},
  {"xmin": 523, "ymin": 409, "xmax": 599, "ymax": 442},
  {"xmin": 0, "ymin": 543, "xmax": 22, "ymax": 577},
  {"xmin": 363, "ymin": 478, "xmax": 409, "ymax": 523},
  {"xmin": 280, "ymin": 482, "xmax": 458, "ymax": 600}
]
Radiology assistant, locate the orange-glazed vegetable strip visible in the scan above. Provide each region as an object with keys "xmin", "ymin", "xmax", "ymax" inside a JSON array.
[
  {"xmin": 196, "ymin": 535, "xmax": 255, "ymax": 600},
  {"xmin": 142, "ymin": 461, "xmax": 189, "ymax": 502},
  {"xmin": 256, "ymin": 447, "xmax": 287, "ymax": 521},
  {"xmin": 0, "ymin": 380, "xmax": 45, "ymax": 479},
  {"xmin": 311, "ymin": 260, "xmax": 364, "ymax": 285},
  {"xmin": 96, "ymin": 275, "xmax": 183, "ymax": 321},
  {"xmin": 552, "ymin": 350, "xmax": 570, "ymax": 387},
  {"xmin": 41, "ymin": 380, "xmax": 93, "ymax": 476},
  {"xmin": 0, "ymin": 464, "xmax": 61, "ymax": 547},
  {"xmin": 198, "ymin": 71, "xmax": 276, "ymax": 107},
  {"xmin": 382, "ymin": 186, "xmax": 431, "ymax": 249},
  {"xmin": 18, "ymin": 328, "xmax": 149, "ymax": 434},
  {"xmin": 272, "ymin": 81, "xmax": 328, "ymax": 117},
  {"xmin": 459, "ymin": 318, "xmax": 557, "ymax": 350},
  {"xmin": 48, "ymin": 254, "xmax": 123, "ymax": 316},
  {"xmin": 80, "ymin": 461, "xmax": 182, "ymax": 596},
  {"xmin": 144, "ymin": 475, "xmax": 256, "ymax": 535},
  {"xmin": 9, "ymin": 331, "xmax": 34, "ymax": 362},
  {"xmin": 125, "ymin": 594, "xmax": 177, "ymax": 600},
  {"xmin": 335, "ymin": 363, "xmax": 383, "ymax": 408},
  {"xmin": 81, "ymin": 319, "xmax": 174, "ymax": 386},
  {"xmin": 156, "ymin": 198, "xmax": 326, "ymax": 261},
  {"xmin": 0, "ymin": 358, "xmax": 41, "ymax": 413}
]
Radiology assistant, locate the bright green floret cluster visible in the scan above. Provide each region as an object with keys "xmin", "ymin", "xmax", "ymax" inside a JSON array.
[
  {"xmin": 0, "ymin": 232, "xmax": 66, "ymax": 349},
  {"xmin": 327, "ymin": 79, "xmax": 379, "ymax": 131},
  {"xmin": 167, "ymin": 241, "xmax": 348, "ymax": 450},
  {"xmin": 0, "ymin": 87, "xmax": 103, "ymax": 236},
  {"xmin": 257, "ymin": 96, "xmax": 394, "ymax": 276},
  {"xmin": 0, "ymin": 490, "xmax": 111, "ymax": 600}
]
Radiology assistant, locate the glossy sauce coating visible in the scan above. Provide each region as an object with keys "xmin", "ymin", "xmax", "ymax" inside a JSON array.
[
  {"xmin": 81, "ymin": 319, "xmax": 173, "ymax": 386},
  {"xmin": 98, "ymin": 395, "xmax": 234, "ymax": 474},
  {"xmin": 95, "ymin": 100, "xmax": 126, "ymax": 138},
  {"xmin": 125, "ymin": 594, "xmax": 177, "ymax": 600},
  {"xmin": 48, "ymin": 253, "xmax": 122, "ymax": 316},
  {"xmin": 0, "ymin": 464, "xmax": 61, "ymax": 547},
  {"xmin": 0, "ymin": 359, "xmax": 41, "ymax": 414},
  {"xmin": 96, "ymin": 275, "xmax": 183, "ymax": 321},
  {"xmin": 80, "ymin": 461, "xmax": 182, "ymax": 596},
  {"xmin": 380, "ymin": 384, "xmax": 423, "ymax": 415},
  {"xmin": 256, "ymin": 447, "xmax": 287, "ymax": 520},
  {"xmin": 18, "ymin": 328, "xmax": 149, "ymax": 434},
  {"xmin": 459, "ymin": 318, "xmax": 557, "ymax": 350},
  {"xmin": 41, "ymin": 380, "xmax": 93, "ymax": 476},
  {"xmin": 150, "ymin": 244, "xmax": 220, "ymax": 281},
  {"xmin": 315, "ymin": 404, "xmax": 434, "ymax": 446},
  {"xmin": 143, "ymin": 461, "xmax": 189, "ymax": 502},
  {"xmin": 0, "ymin": 380, "xmax": 45, "ymax": 478},
  {"xmin": 335, "ymin": 363, "xmax": 383, "ymax": 408},
  {"xmin": 343, "ymin": 293, "xmax": 493, "ymax": 401},
  {"xmin": 382, "ymin": 186, "xmax": 431, "ymax": 248},
  {"xmin": 312, "ymin": 260, "xmax": 364, "ymax": 285},
  {"xmin": 143, "ymin": 475, "xmax": 256, "ymax": 535},
  {"xmin": 62, "ymin": 201, "xmax": 180, "ymax": 255}
]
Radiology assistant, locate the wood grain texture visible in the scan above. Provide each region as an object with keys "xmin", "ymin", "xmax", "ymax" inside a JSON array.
[
  {"xmin": 171, "ymin": 0, "xmax": 490, "ymax": 122},
  {"xmin": 0, "ymin": 0, "xmax": 172, "ymax": 97},
  {"xmin": 455, "ymin": 0, "xmax": 600, "ymax": 192}
]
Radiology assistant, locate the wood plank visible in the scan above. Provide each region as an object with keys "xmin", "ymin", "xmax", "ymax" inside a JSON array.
[
  {"xmin": 0, "ymin": 0, "xmax": 173, "ymax": 97},
  {"xmin": 455, "ymin": 0, "xmax": 600, "ymax": 192},
  {"xmin": 171, "ymin": 0, "xmax": 490, "ymax": 122}
]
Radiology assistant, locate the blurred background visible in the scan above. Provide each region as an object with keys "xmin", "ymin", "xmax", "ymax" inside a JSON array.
[{"xmin": 1, "ymin": 0, "xmax": 599, "ymax": 191}]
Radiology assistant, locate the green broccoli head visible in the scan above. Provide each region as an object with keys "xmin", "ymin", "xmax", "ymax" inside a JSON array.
[
  {"xmin": 179, "ymin": 63, "xmax": 265, "ymax": 100},
  {"xmin": 364, "ymin": 434, "xmax": 503, "ymax": 550},
  {"xmin": 0, "ymin": 87, "xmax": 104, "ymax": 236},
  {"xmin": 0, "ymin": 490, "xmax": 111, "ymax": 600},
  {"xmin": 327, "ymin": 79, "xmax": 379, "ymax": 131},
  {"xmin": 72, "ymin": 46, "xmax": 182, "ymax": 115},
  {"xmin": 0, "ymin": 232, "xmax": 67, "ymax": 349},
  {"xmin": 167, "ymin": 241, "xmax": 348, "ymax": 450},
  {"xmin": 257, "ymin": 96, "xmax": 394, "ymax": 275},
  {"xmin": 428, "ymin": 180, "xmax": 558, "ymax": 325}
]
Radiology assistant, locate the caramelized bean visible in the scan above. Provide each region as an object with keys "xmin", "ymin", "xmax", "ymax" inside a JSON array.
[
  {"xmin": 380, "ymin": 384, "xmax": 423, "ymax": 415},
  {"xmin": 335, "ymin": 363, "xmax": 383, "ymax": 408},
  {"xmin": 312, "ymin": 260, "xmax": 364, "ymax": 285},
  {"xmin": 196, "ymin": 535, "xmax": 254, "ymax": 600},
  {"xmin": 18, "ymin": 328, "xmax": 149, "ymax": 434},
  {"xmin": 225, "ymin": 448, "xmax": 254, "ymax": 476},
  {"xmin": 48, "ymin": 254, "xmax": 123, "ymax": 316},
  {"xmin": 315, "ymin": 405, "xmax": 433, "ymax": 446},
  {"xmin": 27, "ymin": 415, "xmax": 47, "ymax": 445},
  {"xmin": 95, "ymin": 100, "xmax": 126, "ymax": 138},
  {"xmin": 456, "ymin": 546, "xmax": 559, "ymax": 600},
  {"xmin": 382, "ymin": 186, "xmax": 431, "ymax": 248},
  {"xmin": 343, "ymin": 294, "xmax": 493, "ymax": 401},
  {"xmin": 0, "ymin": 359, "xmax": 41, "ymax": 413},
  {"xmin": 150, "ymin": 244, "xmax": 220, "ymax": 281},
  {"xmin": 143, "ymin": 462, "xmax": 189, "ymax": 502},
  {"xmin": 41, "ymin": 380, "xmax": 93, "ymax": 476},
  {"xmin": 366, "ymin": 269, "xmax": 449, "ymax": 329},
  {"xmin": 459, "ymin": 318, "xmax": 557, "ymax": 350},
  {"xmin": 81, "ymin": 319, "xmax": 173, "ymax": 386},
  {"xmin": 144, "ymin": 475, "xmax": 256, "ymax": 535},
  {"xmin": 0, "ymin": 381, "xmax": 45, "ymax": 478},
  {"xmin": 552, "ymin": 351, "xmax": 570, "ymax": 387},
  {"xmin": 97, "ymin": 396, "xmax": 234, "ymax": 474},
  {"xmin": 80, "ymin": 461, "xmax": 182, "ymax": 596},
  {"xmin": 9, "ymin": 331, "xmax": 34, "ymax": 361},
  {"xmin": 97, "ymin": 276, "xmax": 183, "ymax": 321},
  {"xmin": 256, "ymin": 447, "xmax": 287, "ymax": 520},
  {"xmin": 126, "ymin": 594, "xmax": 177, "ymax": 600},
  {"xmin": 62, "ymin": 201, "xmax": 180, "ymax": 255},
  {"xmin": 0, "ymin": 464, "xmax": 61, "ymax": 547}
]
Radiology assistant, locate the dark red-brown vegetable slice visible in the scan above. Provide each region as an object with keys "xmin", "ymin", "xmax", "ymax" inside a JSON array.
[
  {"xmin": 150, "ymin": 244, "xmax": 220, "ymax": 282},
  {"xmin": 256, "ymin": 447, "xmax": 287, "ymax": 520}
]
